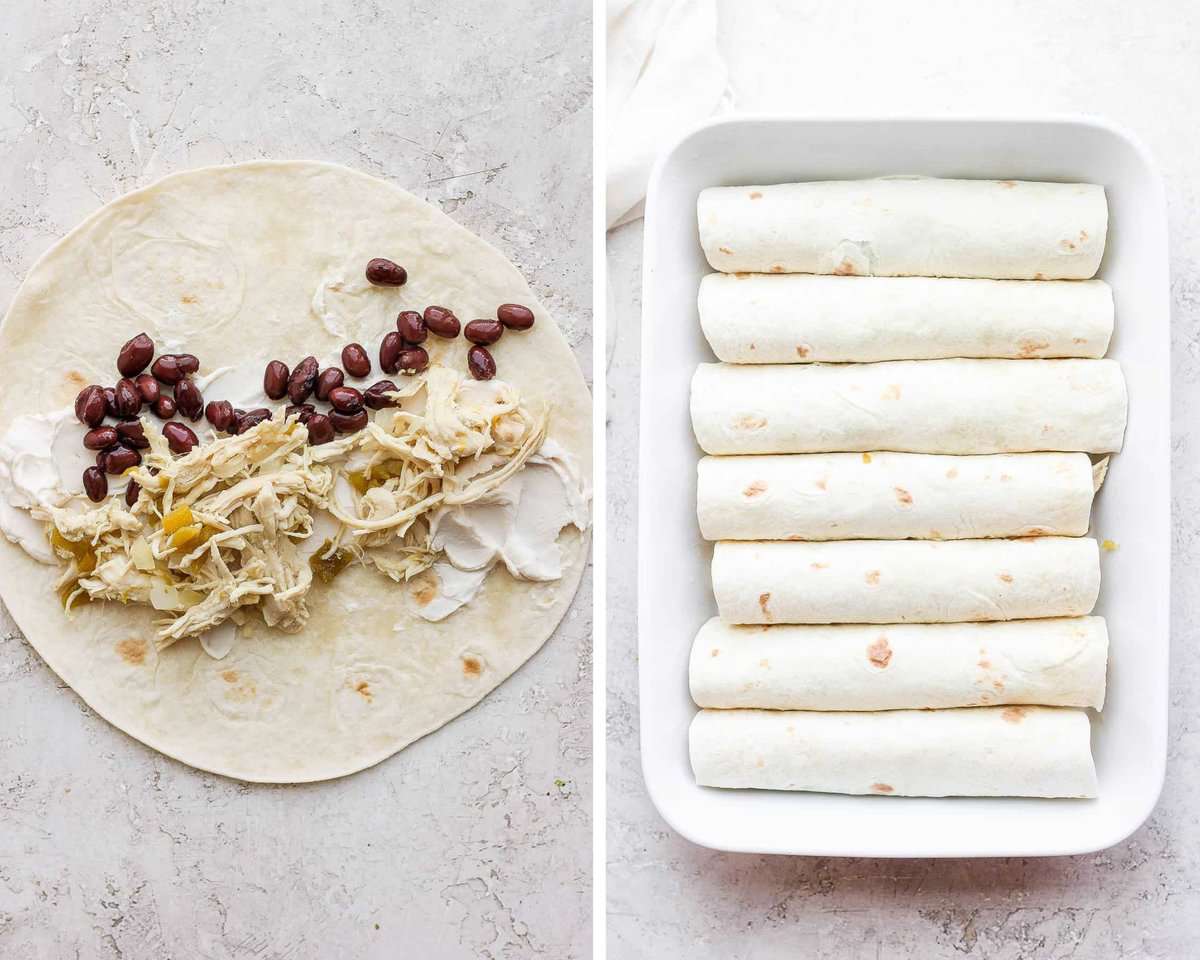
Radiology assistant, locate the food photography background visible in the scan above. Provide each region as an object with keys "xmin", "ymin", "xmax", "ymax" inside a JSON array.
[
  {"xmin": 0, "ymin": 1, "xmax": 592, "ymax": 957},
  {"xmin": 607, "ymin": 2, "xmax": 1200, "ymax": 957}
]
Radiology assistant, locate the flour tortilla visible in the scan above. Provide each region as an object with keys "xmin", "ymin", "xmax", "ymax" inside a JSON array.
[
  {"xmin": 689, "ymin": 616, "xmax": 1108, "ymax": 711},
  {"xmin": 712, "ymin": 537, "xmax": 1100, "ymax": 625},
  {"xmin": 698, "ymin": 178, "xmax": 1108, "ymax": 280},
  {"xmin": 689, "ymin": 706, "xmax": 1097, "ymax": 797},
  {"xmin": 697, "ymin": 451, "xmax": 1103, "ymax": 541},
  {"xmin": 698, "ymin": 273, "xmax": 1114, "ymax": 363},
  {"xmin": 691, "ymin": 359, "xmax": 1127, "ymax": 455},
  {"xmin": 0, "ymin": 161, "xmax": 591, "ymax": 782}
]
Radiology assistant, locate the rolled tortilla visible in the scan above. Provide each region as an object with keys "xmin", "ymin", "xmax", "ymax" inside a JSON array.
[
  {"xmin": 691, "ymin": 359, "xmax": 1127, "ymax": 455},
  {"xmin": 698, "ymin": 178, "xmax": 1107, "ymax": 280},
  {"xmin": 689, "ymin": 616, "xmax": 1108, "ymax": 711},
  {"xmin": 697, "ymin": 452, "xmax": 1104, "ymax": 541},
  {"xmin": 689, "ymin": 706, "xmax": 1098, "ymax": 797},
  {"xmin": 712, "ymin": 537, "xmax": 1100, "ymax": 624},
  {"xmin": 698, "ymin": 273, "xmax": 1114, "ymax": 363}
]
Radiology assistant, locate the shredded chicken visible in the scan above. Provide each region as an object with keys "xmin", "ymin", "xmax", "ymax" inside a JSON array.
[{"xmin": 36, "ymin": 366, "xmax": 547, "ymax": 649}]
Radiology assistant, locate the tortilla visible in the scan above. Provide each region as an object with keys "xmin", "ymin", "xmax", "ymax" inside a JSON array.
[
  {"xmin": 698, "ymin": 177, "xmax": 1107, "ymax": 280},
  {"xmin": 697, "ymin": 451, "xmax": 1102, "ymax": 541},
  {"xmin": 0, "ymin": 161, "xmax": 591, "ymax": 782},
  {"xmin": 698, "ymin": 273, "xmax": 1114, "ymax": 363},
  {"xmin": 712, "ymin": 537, "xmax": 1100, "ymax": 625},
  {"xmin": 689, "ymin": 616, "xmax": 1108, "ymax": 711},
  {"xmin": 689, "ymin": 706, "xmax": 1097, "ymax": 797},
  {"xmin": 691, "ymin": 359, "xmax": 1127, "ymax": 455}
]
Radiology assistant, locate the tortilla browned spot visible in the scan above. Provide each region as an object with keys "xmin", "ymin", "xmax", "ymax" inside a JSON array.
[
  {"xmin": 710, "ymin": 648, "xmax": 720, "ymax": 658},
  {"xmin": 221, "ymin": 670, "xmax": 239, "ymax": 683},
  {"xmin": 354, "ymin": 681, "xmax": 373, "ymax": 700},
  {"xmin": 64, "ymin": 369, "xmax": 88, "ymax": 391},
  {"xmin": 115, "ymin": 637, "xmax": 146, "ymax": 665},
  {"xmin": 758, "ymin": 658, "xmax": 770, "ymax": 669},
  {"xmin": 978, "ymin": 659, "xmax": 992, "ymax": 669},
  {"xmin": 814, "ymin": 478, "xmax": 827, "ymax": 491},
  {"xmin": 998, "ymin": 573, "xmax": 1014, "ymax": 583},
  {"xmin": 1002, "ymin": 706, "xmax": 1028, "ymax": 723},
  {"xmin": 864, "ymin": 570, "xmax": 881, "ymax": 585},
  {"xmin": 861, "ymin": 452, "xmax": 872, "ymax": 464},
  {"xmin": 871, "ymin": 782, "xmax": 894, "ymax": 793},
  {"xmin": 832, "ymin": 258, "xmax": 858, "ymax": 276},
  {"xmin": 743, "ymin": 480, "xmax": 768, "ymax": 498},
  {"xmin": 758, "ymin": 592, "xmax": 772, "ymax": 620},
  {"xmin": 462, "ymin": 656, "xmax": 482, "ymax": 677},
  {"xmin": 795, "ymin": 344, "xmax": 810, "ymax": 358},
  {"xmin": 734, "ymin": 414, "xmax": 767, "ymax": 431},
  {"xmin": 894, "ymin": 487, "xmax": 912, "ymax": 505},
  {"xmin": 180, "ymin": 294, "xmax": 198, "ymax": 304},
  {"xmin": 810, "ymin": 562, "xmax": 829, "ymax": 570},
  {"xmin": 997, "ymin": 180, "xmax": 1017, "ymax": 188},
  {"xmin": 749, "ymin": 191, "xmax": 763, "ymax": 199},
  {"xmin": 410, "ymin": 574, "xmax": 437, "ymax": 606},
  {"xmin": 769, "ymin": 264, "xmax": 785, "ymax": 273},
  {"xmin": 881, "ymin": 383, "xmax": 901, "ymax": 400},
  {"xmin": 1018, "ymin": 339, "xmax": 1049, "ymax": 357},
  {"xmin": 867, "ymin": 636, "xmax": 892, "ymax": 669},
  {"xmin": 718, "ymin": 246, "xmax": 733, "ymax": 254}
]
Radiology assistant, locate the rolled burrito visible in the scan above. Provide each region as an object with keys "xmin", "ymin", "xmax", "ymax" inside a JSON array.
[
  {"xmin": 698, "ymin": 273, "xmax": 1114, "ymax": 363},
  {"xmin": 690, "ymin": 359, "xmax": 1127, "ymax": 455},
  {"xmin": 689, "ymin": 706, "xmax": 1098, "ymax": 797},
  {"xmin": 689, "ymin": 616, "xmax": 1108, "ymax": 711},
  {"xmin": 698, "ymin": 178, "xmax": 1107, "ymax": 280},
  {"xmin": 696, "ymin": 452, "xmax": 1105, "ymax": 542},
  {"xmin": 712, "ymin": 537, "xmax": 1100, "ymax": 624}
]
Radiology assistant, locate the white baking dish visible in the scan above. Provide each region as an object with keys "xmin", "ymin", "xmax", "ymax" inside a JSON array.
[{"xmin": 637, "ymin": 116, "xmax": 1170, "ymax": 857}]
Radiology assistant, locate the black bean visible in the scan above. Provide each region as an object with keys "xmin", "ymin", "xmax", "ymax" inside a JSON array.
[
  {"xmin": 363, "ymin": 380, "xmax": 399, "ymax": 410},
  {"xmin": 365, "ymin": 257, "xmax": 407, "ymax": 286},
  {"xmin": 113, "ymin": 378, "xmax": 142, "ymax": 418},
  {"xmin": 497, "ymin": 303, "xmax": 535, "ymax": 330},
  {"xmin": 83, "ymin": 426, "xmax": 119, "ymax": 451},
  {"xmin": 151, "ymin": 354, "xmax": 198, "ymax": 384},
  {"xmin": 235, "ymin": 408, "xmax": 272, "ymax": 434},
  {"xmin": 329, "ymin": 408, "xmax": 369, "ymax": 434},
  {"xmin": 174, "ymin": 378, "xmax": 203, "ymax": 421},
  {"xmin": 205, "ymin": 400, "xmax": 235, "ymax": 432},
  {"xmin": 134, "ymin": 373, "xmax": 160, "ymax": 405},
  {"xmin": 103, "ymin": 387, "xmax": 119, "ymax": 418},
  {"xmin": 467, "ymin": 345, "xmax": 497, "ymax": 380},
  {"xmin": 379, "ymin": 331, "xmax": 403, "ymax": 374},
  {"xmin": 424, "ymin": 305, "xmax": 460, "ymax": 338},
  {"xmin": 153, "ymin": 394, "xmax": 177, "ymax": 419},
  {"xmin": 315, "ymin": 367, "xmax": 344, "ymax": 401},
  {"xmin": 117, "ymin": 332, "xmax": 155, "ymax": 377},
  {"xmin": 124, "ymin": 480, "xmax": 141, "ymax": 508},
  {"xmin": 104, "ymin": 445, "xmax": 141, "ymax": 474},
  {"xmin": 82, "ymin": 466, "xmax": 107, "ymax": 502},
  {"xmin": 285, "ymin": 404, "xmax": 315, "ymax": 423},
  {"xmin": 341, "ymin": 343, "xmax": 371, "ymax": 379},
  {"xmin": 263, "ymin": 360, "xmax": 290, "ymax": 400},
  {"xmin": 115, "ymin": 421, "xmax": 150, "ymax": 449},
  {"xmin": 397, "ymin": 310, "xmax": 427, "ymax": 344},
  {"xmin": 162, "ymin": 421, "xmax": 199, "ymax": 454},
  {"xmin": 287, "ymin": 356, "xmax": 319, "ymax": 404},
  {"xmin": 305, "ymin": 413, "xmax": 335, "ymax": 445},
  {"xmin": 328, "ymin": 386, "xmax": 364, "ymax": 414},
  {"xmin": 397, "ymin": 346, "xmax": 429, "ymax": 374},
  {"xmin": 74, "ymin": 385, "xmax": 107, "ymax": 427},
  {"xmin": 464, "ymin": 319, "xmax": 504, "ymax": 345}
]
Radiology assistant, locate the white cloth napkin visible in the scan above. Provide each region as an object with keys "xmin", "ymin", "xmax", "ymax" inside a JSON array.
[{"xmin": 606, "ymin": 0, "xmax": 730, "ymax": 229}]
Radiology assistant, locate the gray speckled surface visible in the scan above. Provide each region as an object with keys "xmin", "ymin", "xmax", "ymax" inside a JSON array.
[
  {"xmin": 0, "ymin": 2, "xmax": 591, "ymax": 957},
  {"xmin": 607, "ymin": 1, "xmax": 1200, "ymax": 956}
]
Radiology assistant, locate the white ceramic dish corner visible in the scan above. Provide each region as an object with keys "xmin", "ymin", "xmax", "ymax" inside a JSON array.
[{"xmin": 637, "ymin": 115, "xmax": 1170, "ymax": 857}]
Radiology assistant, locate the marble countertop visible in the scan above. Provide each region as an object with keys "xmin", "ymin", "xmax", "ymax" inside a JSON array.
[
  {"xmin": 0, "ymin": 2, "xmax": 592, "ymax": 958},
  {"xmin": 607, "ymin": 1, "xmax": 1200, "ymax": 956}
]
